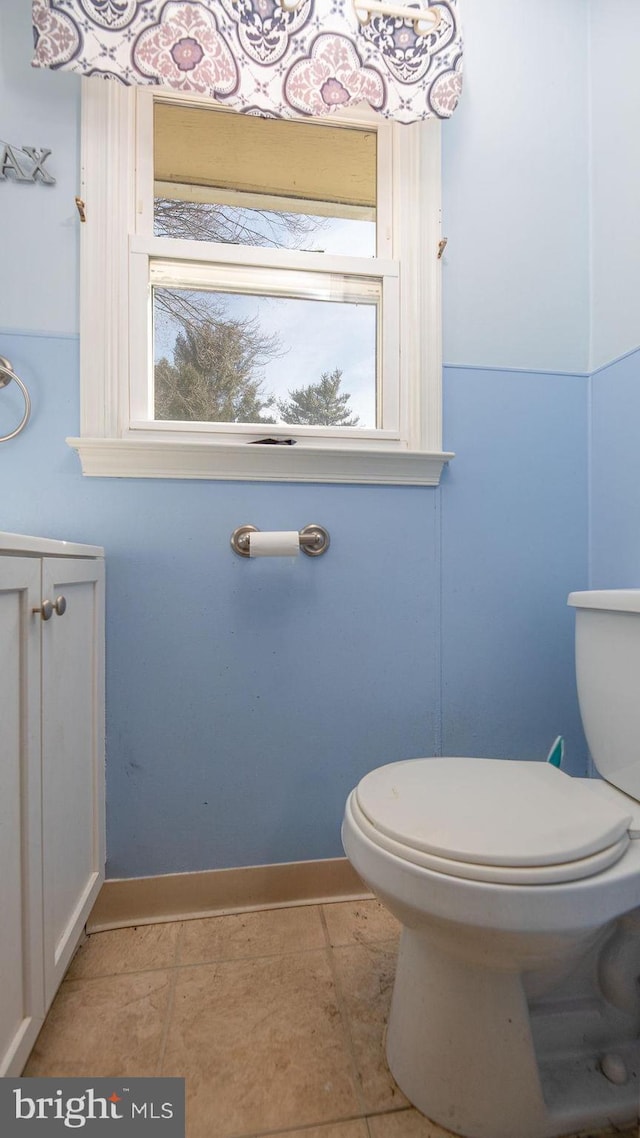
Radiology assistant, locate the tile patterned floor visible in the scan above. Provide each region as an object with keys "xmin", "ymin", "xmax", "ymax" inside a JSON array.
[{"xmin": 24, "ymin": 901, "xmax": 638, "ymax": 1138}]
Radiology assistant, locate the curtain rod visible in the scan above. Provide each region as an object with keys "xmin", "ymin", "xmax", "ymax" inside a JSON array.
[{"xmin": 277, "ymin": 0, "xmax": 441, "ymax": 31}]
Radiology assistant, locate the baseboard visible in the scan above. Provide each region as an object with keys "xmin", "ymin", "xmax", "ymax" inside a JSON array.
[{"xmin": 86, "ymin": 857, "xmax": 371, "ymax": 932}]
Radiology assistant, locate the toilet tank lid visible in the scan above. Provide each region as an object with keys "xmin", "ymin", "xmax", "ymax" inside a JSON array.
[
  {"xmin": 355, "ymin": 758, "xmax": 633, "ymax": 869},
  {"xmin": 568, "ymin": 590, "xmax": 640, "ymax": 613}
]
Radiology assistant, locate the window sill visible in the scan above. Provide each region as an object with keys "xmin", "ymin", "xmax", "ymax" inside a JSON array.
[{"xmin": 66, "ymin": 437, "xmax": 454, "ymax": 485}]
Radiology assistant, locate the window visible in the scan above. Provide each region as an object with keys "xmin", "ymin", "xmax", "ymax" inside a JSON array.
[{"xmin": 70, "ymin": 82, "xmax": 452, "ymax": 484}]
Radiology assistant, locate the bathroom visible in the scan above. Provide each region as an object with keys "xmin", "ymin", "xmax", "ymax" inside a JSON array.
[{"xmin": 1, "ymin": 1, "xmax": 639, "ymax": 1136}]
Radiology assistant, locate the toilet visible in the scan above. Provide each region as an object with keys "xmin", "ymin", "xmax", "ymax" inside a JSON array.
[{"xmin": 342, "ymin": 590, "xmax": 640, "ymax": 1138}]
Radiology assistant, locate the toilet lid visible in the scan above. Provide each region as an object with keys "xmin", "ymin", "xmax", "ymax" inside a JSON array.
[{"xmin": 355, "ymin": 758, "xmax": 633, "ymax": 872}]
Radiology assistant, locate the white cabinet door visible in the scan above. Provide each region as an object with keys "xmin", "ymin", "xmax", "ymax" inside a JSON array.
[
  {"xmin": 41, "ymin": 558, "xmax": 105, "ymax": 1005},
  {"xmin": 0, "ymin": 559, "xmax": 45, "ymax": 1075}
]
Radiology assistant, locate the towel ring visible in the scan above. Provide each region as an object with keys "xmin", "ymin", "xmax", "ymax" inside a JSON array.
[{"xmin": 0, "ymin": 356, "xmax": 31, "ymax": 442}]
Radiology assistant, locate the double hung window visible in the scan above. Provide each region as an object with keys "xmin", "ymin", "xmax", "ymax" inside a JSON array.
[{"xmin": 70, "ymin": 83, "xmax": 451, "ymax": 483}]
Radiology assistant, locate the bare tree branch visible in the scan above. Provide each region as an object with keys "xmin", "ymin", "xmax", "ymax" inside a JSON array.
[{"xmin": 154, "ymin": 197, "xmax": 327, "ymax": 250}]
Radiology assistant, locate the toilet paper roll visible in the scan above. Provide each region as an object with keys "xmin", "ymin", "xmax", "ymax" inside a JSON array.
[{"xmin": 249, "ymin": 530, "xmax": 300, "ymax": 558}]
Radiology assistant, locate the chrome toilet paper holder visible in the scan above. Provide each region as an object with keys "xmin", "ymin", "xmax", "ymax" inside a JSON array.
[{"xmin": 230, "ymin": 523, "xmax": 330, "ymax": 558}]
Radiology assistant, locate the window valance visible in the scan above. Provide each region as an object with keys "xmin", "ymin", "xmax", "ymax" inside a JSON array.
[{"xmin": 31, "ymin": 0, "xmax": 463, "ymax": 124}]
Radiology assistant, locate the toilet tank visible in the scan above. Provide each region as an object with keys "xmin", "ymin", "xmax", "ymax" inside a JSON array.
[{"xmin": 568, "ymin": 590, "xmax": 640, "ymax": 801}]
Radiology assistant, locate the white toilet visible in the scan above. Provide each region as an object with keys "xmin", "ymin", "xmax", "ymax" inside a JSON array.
[{"xmin": 342, "ymin": 590, "xmax": 640, "ymax": 1138}]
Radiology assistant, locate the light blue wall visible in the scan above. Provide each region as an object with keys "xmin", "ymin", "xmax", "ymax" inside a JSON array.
[
  {"xmin": 0, "ymin": 0, "xmax": 591, "ymax": 878},
  {"xmin": 590, "ymin": 349, "xmax": 640, "ymax": 588},
  {"xmin": 588, "ymin": 2, "xmax": 640, "ymax": 371},
  {"xmin": 0, "ymin": 331, "xmax": 442, "ymax": 874},
  {"xmin": 442, "ymin": 0, "xmax": 589, "ymax": 374},
  {"xmin": 441, "ymin": 367, "xmax": 588, "ymax": 770},
  {"xmin": 0, "ymin": 3, "xmax": 79, "ymax": 336},
  {"xmin": 0, "ymin": 333, "xmax": 590, "ymax": 875},
  {"xmin": 586, "ymin": 3, "xmax": 640, "ymax": 594}
]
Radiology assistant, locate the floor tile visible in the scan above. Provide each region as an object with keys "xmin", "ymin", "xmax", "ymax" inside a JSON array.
[
  {"xmin": 66, "ymin": 921, "xmax": 180, "ymax": 979},
  {"xmin": 367, "ymin": 1110, "xmax": 640, "ymax": 1138},
  {"xmin": 24, "ymin": 971, "xmax": 172, "ymax": 1077},
  {"xmin": 161, "ymin": 949, "xmax": 361, "ymax": 1138},
  {"xmin": 323, "ymin": 900, "xmax": 400, "ymax": 947},
  {"xmin": 367, "ymin": 1110, "xmax": 456, "ymax": 1137},
  {"xmin": 256, "ymin": 1123, "xmax": 369, "ymax": 1138},
  {"xmin": 577, "ymin": 1130, "xmax": 639, "ymax": 1138},
  {"xmin": 178, "ymin": 905, "xmax": 325, "ymax": 966},
  {"xmin": 332, "ymin": 942, "xmax": 407, "ymax": 1113}
]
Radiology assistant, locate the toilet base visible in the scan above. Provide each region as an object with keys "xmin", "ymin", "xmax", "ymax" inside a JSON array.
[{"xmin": 386, "ymin": 925, "xmax": 639, "ymax": 1138}]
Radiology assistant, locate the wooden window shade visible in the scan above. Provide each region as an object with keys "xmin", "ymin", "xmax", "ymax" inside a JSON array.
[{"xmin": 154, "ymin": 102, "xmax": 377, "ymax": 219}]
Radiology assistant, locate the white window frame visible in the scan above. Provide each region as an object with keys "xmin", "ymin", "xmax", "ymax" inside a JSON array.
[{"xmin": 69, "ymin": 81, "xmax": 453, "ymax": 484}]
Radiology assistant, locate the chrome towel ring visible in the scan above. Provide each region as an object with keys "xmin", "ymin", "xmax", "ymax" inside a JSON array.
[{"xmin": 0, "ymin": 356, "xmax": 31, "ymax": 442}]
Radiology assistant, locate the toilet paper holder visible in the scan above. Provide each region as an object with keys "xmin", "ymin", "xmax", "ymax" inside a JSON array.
[{"xmin": 230, "ymin": 523, "xmax": 330, "ymax": 558}]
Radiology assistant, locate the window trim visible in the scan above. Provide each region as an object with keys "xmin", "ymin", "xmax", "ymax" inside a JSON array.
[{"xmin": 68, "ymin": 81, "xmax": 453, "ymax": 485}]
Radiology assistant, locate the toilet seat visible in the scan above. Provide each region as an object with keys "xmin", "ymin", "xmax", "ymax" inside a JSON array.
[{"xmin": 354, "ymin": 758, "xmax": 633, "ymax": 886}]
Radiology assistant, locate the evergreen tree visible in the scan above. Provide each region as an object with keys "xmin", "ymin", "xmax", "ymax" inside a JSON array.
[
  {"xmin": 277, "ymin": 368, "xmax": 360, "ymax": 427},
  {"xmin": 155, "ymin": 320, "xmax": 276, "ymax": 423}
]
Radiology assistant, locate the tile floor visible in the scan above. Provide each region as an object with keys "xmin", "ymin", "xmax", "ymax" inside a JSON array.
[{"xmin": 24, "ymin": 900, "xmax": 638, "ymax": 1138}]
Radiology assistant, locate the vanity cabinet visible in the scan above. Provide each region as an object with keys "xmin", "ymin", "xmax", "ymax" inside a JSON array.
[{"xmin": 0, "ymin": 535, "xmax": 105, "ymax": 1076}]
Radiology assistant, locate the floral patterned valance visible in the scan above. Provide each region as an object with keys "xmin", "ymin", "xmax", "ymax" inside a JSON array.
[{"xmin": 32, "ymin": 0, "xmax": 463, "ymax": 124}]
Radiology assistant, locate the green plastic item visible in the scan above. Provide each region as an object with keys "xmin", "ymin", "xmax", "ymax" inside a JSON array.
[{"xmin": 546, "ymin": 736, "xmax": 564, "ymax": 768}]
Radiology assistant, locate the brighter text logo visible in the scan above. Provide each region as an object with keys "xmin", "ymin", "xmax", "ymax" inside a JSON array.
[
  {"xmin": 1, "ymin": 1079, "xmax": 185, "ymax": 1136},
  {"xmin": 14, "ymin": 1087, "xmax": 125, "ymax": 1128}
]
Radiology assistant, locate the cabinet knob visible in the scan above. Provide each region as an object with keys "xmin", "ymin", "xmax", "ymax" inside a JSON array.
[
  {"xmin": 33, "ymin": 600, "xmax": 54, "ymax": 621},
  {"xmin": 54, "ymin": 595, "xmax": 67, "ymax": 616}
]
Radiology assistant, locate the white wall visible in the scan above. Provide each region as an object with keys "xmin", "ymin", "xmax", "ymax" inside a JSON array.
[
  {"xmin": 442, "ymin": 0, "xmax": 590, "ymax": 374},
  {"xmin": 588, "ymin": 0, "xmax": 640, "ymax": 371}
]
